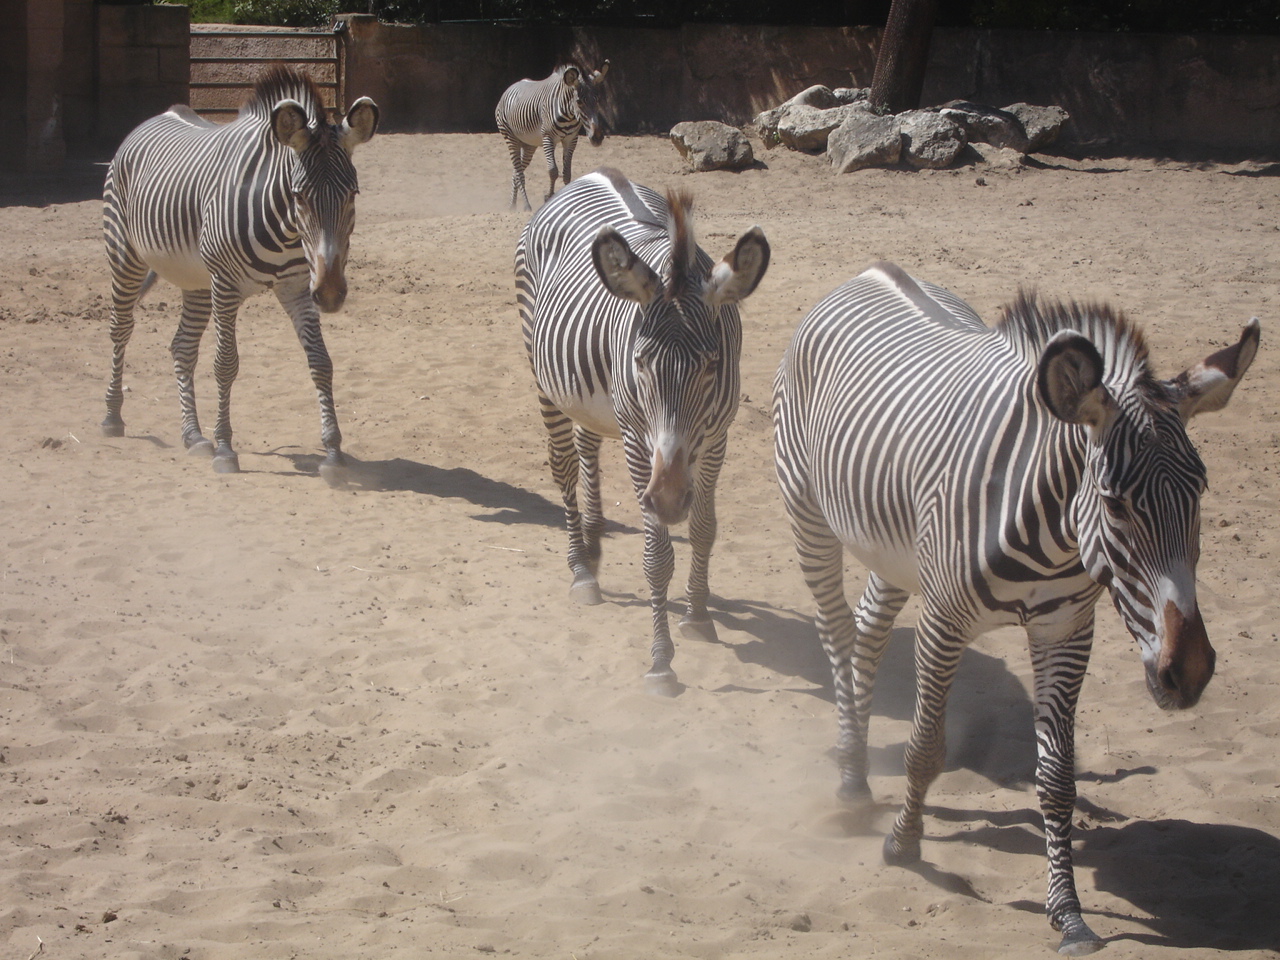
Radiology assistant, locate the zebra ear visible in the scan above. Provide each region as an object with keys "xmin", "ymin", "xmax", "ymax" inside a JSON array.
[
  {"xmin": 562, "ymin": 66, "xmax": 581, "ymax": 86},
  {"xmin": 340, "ymin": 97, "xmax": 379, "ymax": 153},
  {"xmin": 1037, "ymin": 330, "xmax": 1114, "ymax": 429},
  {"xmin": 592, "ymin": 60, "xmax": 610, "ymax": 82},
  {"xmin": 704, "ymin": 226, "xmax": 770, "ymax": 308},
  {"xmin": 1165, "ymin": 317, "xmax": 1259, "ymax": 421},
  {"xmin": 592, "ymin": 226, "xmax": 662, "ymax": 305},
  {"xmin": 272, "ymin": 100, "xmax": 313, "ymax": 152}
]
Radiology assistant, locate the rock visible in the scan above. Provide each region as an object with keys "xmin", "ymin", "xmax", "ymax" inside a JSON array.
[
  {"xmin": 777, "ymin": 103, "xmax": 873, "ymax": 153},
  {"xmin": 1004, "ymin": 102, "xmax": 1070, "ymax": 152},
  {"xmin": 937, "ymin": 100, "xmax": 1030, "ymax": 152},
  {"xmin": 900, "ymin": 111, "xmax": 966, "ymax": 169},
  {"xmin": 829, "ymin": 112, "xmax": 901, "ymax": 173},
  {"xmin": 780, "ymin": 84, "xmax": 842, "ymax": 110},
  {"xmin": 833, "ymin": 87, "xmax": 869, "ymax": 105},
  {"xmin": 669, "ymin": 121, "xmax": 755, "ymax": 171}
]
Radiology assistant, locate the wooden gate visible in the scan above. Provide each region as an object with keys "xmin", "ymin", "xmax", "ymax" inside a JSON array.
[{"xmin": 189, "ymin": 25, "xmax": 343, "ymax": 121}]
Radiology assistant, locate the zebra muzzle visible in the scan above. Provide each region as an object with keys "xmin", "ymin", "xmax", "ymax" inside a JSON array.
[
  {"xmin": 1150, "ymin": 599, "xmax": 1215, "ymax": 709},
  {"xmin": 310, "ymin": 257, "xmax": 348, "ymax": 313},
  {"xmin": 641, "ymin": 446, "xmax": 692, "ymax": 526}
]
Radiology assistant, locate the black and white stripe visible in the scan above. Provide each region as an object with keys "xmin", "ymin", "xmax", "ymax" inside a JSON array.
[
  {"xmin": 773, "ymin": 261, "xmax": 1259, "ymax": 952},
  {"xmin": 517, "ymin": 168, "xmax": 769, "ymax": 693},
  {"xmin": 101, "ymin": 66, "xmax": 378, "ymax": 480},
  {"xmin": 495, "ymin": 62, "xmax": 608, "ymax": 211}
]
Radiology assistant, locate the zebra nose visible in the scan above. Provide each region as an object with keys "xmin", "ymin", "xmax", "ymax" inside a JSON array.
[
  {"xmin": 640, "ymin": 446, "xmax": 692, "ymax": 526},
  {"xmin": 1154, "ymin": 600, "xmax": 1215, "ymax": 709},
  {"xmin": 312, "ymin": 272, "xmax": 347, "ymax": 313}
]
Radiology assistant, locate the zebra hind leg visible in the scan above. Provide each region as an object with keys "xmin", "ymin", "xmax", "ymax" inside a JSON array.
[
  {"xmin": 170, "ymin": 288, "xmax": 214, "ymax": 456},
  {"xmin": 511, "ymin": 143, "xmax": 534, "ymax": 212},
  {"xmin": 574, "ymin": 426, "xmax": 606, "ymax": 583},
  {"xmin": 101, "ymin": 264, "xmax": 154, "ymax": 437}
]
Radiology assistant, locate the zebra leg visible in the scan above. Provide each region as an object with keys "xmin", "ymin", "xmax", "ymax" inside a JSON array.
[
  {"xmin": 641, "ymin": 512, "xmax": 679, "ymax": 695},
  {"xmin": 541, "ymin": 134, "xmax": 561, "ymax": 201},
  {"xmin": 540, "ymin": 393, "xmax": 599, "ymax": 605},
  {"xmin": 574, "ymin": 426, "xmax": 606, "ymax": 580},
  {"xmin": 678, "ymin": 434, "xmax": 726, "ymax": 642},
  {"xmin": 102, "ymin": 257, "xmax": 151, "ymax": 438},
  {"xmin": 508, "ymin": 138, "xmax": 534, "ymax": 212},
  {"xmin": 208, "ymin": 281, "xmax": 245, "ymax": 474},
  {"xmin": 839, "ymin": 572, "xmax": 909, "ymax": 801},
  {"xmin": 561, "ymin": 133, "xmax": 579, "ymax": 188},
  {"xmin": 884, "ymin": 610, "xmax": 966, "ymax": 866},
  {"xmin": 169, "ymin": 288, "xmax": 214, "ymax": 455},
  {"xmin": 1028, "ymin": 615, "xmax": 1104, "ymax": 955},
  {"xmin": 277, "ymin": 282, "xmax": 345, "ymax": 483}
]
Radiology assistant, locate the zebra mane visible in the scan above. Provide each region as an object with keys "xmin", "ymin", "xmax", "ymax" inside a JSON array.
[
  {"xmin": 663, "ymin": 188, "xmax": 697, "ymax": 299},
  {"xmin": 997, "ymin": 290, "xmax": 1163, "ymax": 402},
  {"xmin": 240, "ymin": 65, "xmax": 328, "ymax": 124}
]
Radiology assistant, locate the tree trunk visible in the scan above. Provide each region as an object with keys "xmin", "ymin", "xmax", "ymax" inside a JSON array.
[{"xmin": 868, "ymin": 0, "xmax": 939, "ymax": 115}]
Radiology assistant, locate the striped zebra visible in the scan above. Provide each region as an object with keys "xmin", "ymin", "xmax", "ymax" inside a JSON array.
[
  {"xmin": 496, "ymin": 61, "xmax": 609, "ymax": 211},
  {"xmin": 773, "ymin": 262, "xmax": 1259, "ymax": 954},
  {"xmin": 100, "ymin": 66, "xmax": 379, "ymax": 481},
  {"xmin": 517, "ymin": 168, "xmax": 769, "ymax": 694}
]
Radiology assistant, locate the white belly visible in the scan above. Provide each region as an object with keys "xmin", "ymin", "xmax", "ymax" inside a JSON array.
[
  {"xmin": 140, "ymin": 247, "xmax": 211, "ymax": 291},
  {"xmin": 560, "ymin": 389, "xmax": 621, "ymax": 440}
]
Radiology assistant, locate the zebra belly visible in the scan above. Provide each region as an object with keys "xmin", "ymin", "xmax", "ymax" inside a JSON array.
[
  {"xmin": 556, "ymin": 388, "xmax": 622, "ymax": 440},
  {"xmin": 140, "ymin": 247, "xmax": 212, "ymax": 291},
  {"xmin": 840, "ymin": 535, "xmax": 921, "ymax": 595}
]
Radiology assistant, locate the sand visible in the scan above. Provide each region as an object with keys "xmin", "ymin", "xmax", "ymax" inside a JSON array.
[{"xmin": 1, "ymin": 131, "xmax": 1278, "ymax": 960}]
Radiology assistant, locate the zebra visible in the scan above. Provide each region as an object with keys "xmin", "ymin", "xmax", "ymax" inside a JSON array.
[
  {"xmin": 496, "ymin": 61, "xmax": 609, "ymax": 212},
  {"xmin": 516, "ymin": 168, "xmax": 769, "ymax": 694},
  {"xmin": 100, "ymin": 66, "xmax": 379, "ymax": 481},
  {"xmin": 772, "ymin": 262, "xmax": 1259, "ymax": 954}
]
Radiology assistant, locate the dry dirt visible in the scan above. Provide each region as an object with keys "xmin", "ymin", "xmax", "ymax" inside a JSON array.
[{"xmin": 1, "ymin": 132, "xmax": 1278, "ymax": 959}]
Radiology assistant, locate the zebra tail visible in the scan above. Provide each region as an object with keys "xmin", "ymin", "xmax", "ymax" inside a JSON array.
[{"xmin": 138, "ymin": 270, "xmax": 158, "ymax": 301}]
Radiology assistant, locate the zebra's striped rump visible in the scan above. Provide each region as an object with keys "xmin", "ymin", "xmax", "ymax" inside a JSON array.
[
  {"xmin": 773, "ymin": 262, "xmax": 1259, "ymax": 950},
  {"xmin": 101, "ymin": 66, "xmax": 379, "ymax": 479},
  {"xmin": 517, "ymin": 168, "xmax": 768, "ymax": 691}
]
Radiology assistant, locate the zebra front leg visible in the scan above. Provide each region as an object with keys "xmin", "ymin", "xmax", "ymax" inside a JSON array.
[
  {"xmin": 510, "ymin": 143, "xmax": 534, "ymax": 212},
  {"xmin": 101, "ymin": 261, "xmax": 152, "ymax": 437},
  {"xmin": 541, "ymin": 395, "xmax": 599, "ymax": 604},
  {"xmin": 561, "ymin": 133, "xmax": 579, "ymax": 188},
  {"xmin": 1028, "ymin": 615, "xmax": 1105, "ymax": 955},
  {"xmin": 678, "ymin": 435, "xmax": 725, "ymax": 642},
  {"xmin": 208, "ymin": 283, "xmax": 245, "ymax": 474},
  {"xmin": 278, "ymin": 282, "xmax": 344, "ymax": 483},
  {"xmin": 641, "ymin": 514, "xmax": 679, "ymax": 695},
  {"xmin": 884, "ymin": 611, "xmax": 966, "ymax": 865},
  {"xmin": 541, "ymin": 135, "xmax": 561, "ymax": 201},
  {"xmin": 170, "ymin": 288, "xmax": 214, "ymax": 455}
]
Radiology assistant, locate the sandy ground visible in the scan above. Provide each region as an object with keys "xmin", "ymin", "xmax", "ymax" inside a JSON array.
[{"xmin": 1, "ymin": 130, "xmax": 1278, "ymax": 960}]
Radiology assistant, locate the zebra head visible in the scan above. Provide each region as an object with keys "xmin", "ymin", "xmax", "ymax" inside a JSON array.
[
  {"xmin": 592, "ymin": 190, "xmax": 769, "ymax": 526},
  {"xmin": 561, "ymin": 61, "xmax": 609, "ymax": 146},
  {"xmin": 1037, "ymin": 313, "xmax": 1260, "ymax": 710},
  {"xmin": 271, "ymin": 95, "xmax": 380, "ymax": 313}
]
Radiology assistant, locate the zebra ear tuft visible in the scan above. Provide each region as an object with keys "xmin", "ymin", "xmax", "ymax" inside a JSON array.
[
  {"xmin": 272, "ymin": 100, "xmax": 312, "ymax": 152},
  {"xmin": 341, "ymin": 97, "xmax": 379, "ymax": 153},
  {"xmin": 592, "ymin": 227, "xmax": 662, "ymax": 305},
  {"xmin": 1037, "ymin": 330, "xmax": 1112, "ymax": 429},
  {"xmin": 704, "ymin": 226, "xmax": 770, "ymax": 308},
  {"xmin": 1165, "ymin": 317, "xmax": 1259, "ymax": 421}
]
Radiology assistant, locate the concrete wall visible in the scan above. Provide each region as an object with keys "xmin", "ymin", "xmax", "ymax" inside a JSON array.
[
  {"xmin": 96, "ymin": 3, "xmax": 191, "ymax": 151},
  {"xmin": 337, "ymin": 15, "xmax": 1280, "ymax": 159}
]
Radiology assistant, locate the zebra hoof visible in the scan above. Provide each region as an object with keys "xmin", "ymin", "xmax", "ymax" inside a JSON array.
[
  {"xmin": 318, "ymin": 453, "xmax": 347, "ymax": 488},
  {"xmin": 644, "ymin": 665, "xmax": 681, "ymax": 698},
  {"xmin": 212, "ymin": 452, "xmax": 240, "ymax": 474},
  {"xmin": 1056, "ymin": 915, "xmax": 1105, "ymax": 955},
  {"xmin": 570, "ymin": 573, "xmax": 603, "ymax": 605},
  {"xmin": 836, "ymin": 779, "xmax": 873, "ymax": 805},
  {"xmin": 186, "ymin": 439, "xmax": 215, "ymax": 458},
  {"xmin": 882, "ymin": 831, "xmax": 921, "ymax": 866},
  {"xmin": 678, "ymin": 614, "xmax": 718, "ymax": 643},
  {"xmin": 101, "ymin": 417, "xmax": 125, "ymax": 438}
]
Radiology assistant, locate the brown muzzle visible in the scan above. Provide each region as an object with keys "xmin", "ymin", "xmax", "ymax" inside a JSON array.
[
  {"xmin": 1149, "ymin": 600, "xmax": 1216, "ymax": 710},
  {"xmin": 640, "ymin": 445, "xmax": 692, "ymax": 526},
  {"xmin": 311, "ymin": 252, "xmax": 348, "ymax": 313}
]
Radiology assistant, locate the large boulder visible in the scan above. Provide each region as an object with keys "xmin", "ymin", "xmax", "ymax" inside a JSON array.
[
  {"xmin": 829, "ymin": 113, "xmax": 902, "ymax": 173},
  {"xmin": 669, "ymin": 121, "xmax": 755, "ymax": 172},
  {"xmin": 900, "ymin": 111, "xmax": 966, "ymax": 169},
  {"xmin": 776, "ymin": 103, "xmax": 874, "ymax": 153},
  {"xmin": 1004, "ymin": 102, "xmax": 1070, "ymax": 152},
  {"xmin": 780, "ymin": 84, "xmax": 843, "ymax": 110},
  {"xmin": 937, "ymin": 100, "xmax": 1030, "ymax": 152}
]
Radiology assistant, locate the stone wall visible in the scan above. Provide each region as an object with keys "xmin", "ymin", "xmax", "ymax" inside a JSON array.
[
  {"xmin": 337, "ymin": 15, "xmax": 1280, "ymax": 159},
  {"xmin": 96, "ymin": 3, "xmax": 191, "ymax": 151}
]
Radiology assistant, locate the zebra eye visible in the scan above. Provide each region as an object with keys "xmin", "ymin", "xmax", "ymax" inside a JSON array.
[
  {"xmin": 633, "ymin": 353, "xmax": 649, "ymax": 373},
  {"xmin": 1101, "ymin": 494, "xmax": 1127, "ymax": 519}
]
